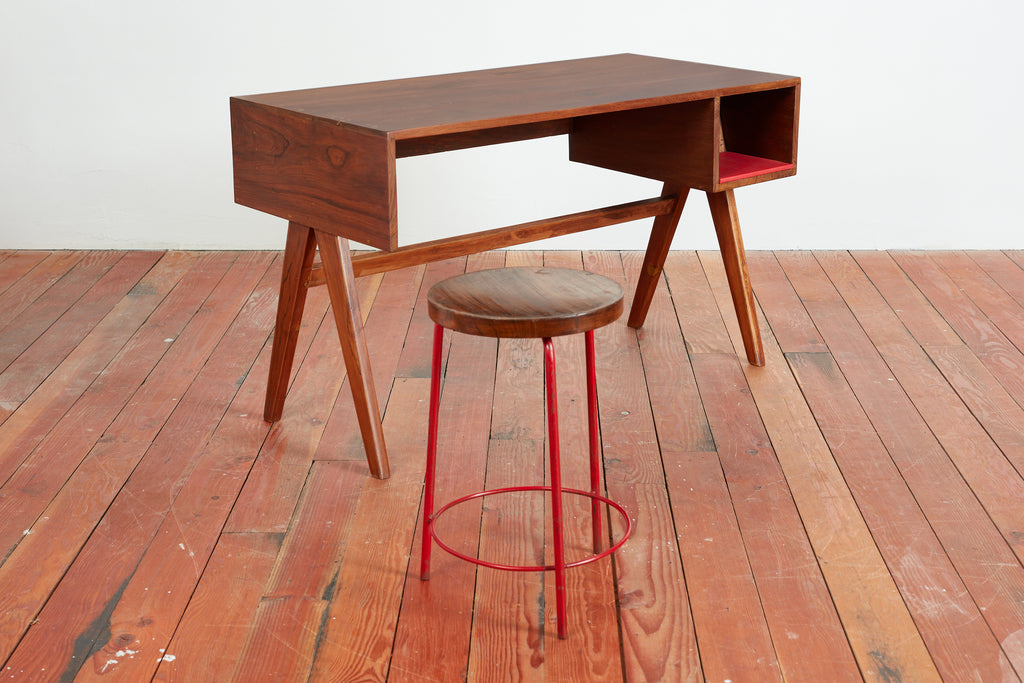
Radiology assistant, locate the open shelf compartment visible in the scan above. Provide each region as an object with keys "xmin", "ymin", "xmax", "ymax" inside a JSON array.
[{"xmin": 716, "ymin": 86, "xmax": 798, "ymax": 189}]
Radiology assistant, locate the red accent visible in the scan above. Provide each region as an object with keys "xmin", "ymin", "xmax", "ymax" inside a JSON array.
[
  {"xmin": 428, "ymin": 487, "xmax": 633, "ymax": 571},
  {"xmin": 718, "ymin": 151, "xmax": 794, "ymax": 184},
  {"xmin": 421, "ymin": 329, "xmax": 634, "ymax": 640},
  {"xmin": 420, "ymin": 324, "xmax": 445, "ymax": 580},
  {"xmin": 585, "ymin": 330, "xmax": 603, "ymax": 553},
  {"xmin": 543, "ymin": 337, "xmax": 568, "ymax": 639}
]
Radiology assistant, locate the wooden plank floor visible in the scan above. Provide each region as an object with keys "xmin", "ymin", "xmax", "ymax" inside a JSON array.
[{"xmin": 1, "ymin": 248, "xmax": 1023, "ymax": 681}]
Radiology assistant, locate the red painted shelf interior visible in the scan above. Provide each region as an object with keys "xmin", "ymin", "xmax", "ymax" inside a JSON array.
[{"xmin": 718, "ymin": 151, "xmax": 794, "ymax": 183}]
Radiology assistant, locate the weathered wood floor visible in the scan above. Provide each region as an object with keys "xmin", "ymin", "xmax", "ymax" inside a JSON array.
[{"xmin": 1, "ymin": 248, "xmax": 1023, "ymax": 681}]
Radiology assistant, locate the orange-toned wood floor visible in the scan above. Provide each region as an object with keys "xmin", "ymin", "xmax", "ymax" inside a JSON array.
[{"xmin": 1, "ymin": 248, "xmax": 1023, "ymax": 681}]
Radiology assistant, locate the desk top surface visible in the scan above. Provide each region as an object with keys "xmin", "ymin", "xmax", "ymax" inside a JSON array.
[{"xmin": 235, "ymin": 54, "xmax": 797, "ymax": 140}]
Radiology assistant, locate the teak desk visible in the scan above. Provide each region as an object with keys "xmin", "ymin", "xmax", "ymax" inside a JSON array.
[{"xmin": 230, "ymin": 54, "xmax": 800, "ymax": 479}]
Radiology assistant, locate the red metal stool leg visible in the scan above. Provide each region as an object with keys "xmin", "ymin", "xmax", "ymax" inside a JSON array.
[
  {"xmin": 543, "ymin": 337, "xmax": 568, "ymax": 639},
  {"xmin": 421, "ymin": 323, "xmax": 445, "ymax": 580},
  {"xmin": 585, "ymin": 330, "xmax": 603, "ymax": 553}
]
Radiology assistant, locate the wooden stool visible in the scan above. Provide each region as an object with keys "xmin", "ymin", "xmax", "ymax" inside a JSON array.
[{"xmin": 421, "ymin": 266, "xmax": 634, "ymax": 639}]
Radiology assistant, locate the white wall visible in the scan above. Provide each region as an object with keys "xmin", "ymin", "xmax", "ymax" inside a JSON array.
[{"xmin": 2, "ymin": 0, "xmax": 1022, "ymax": 250}]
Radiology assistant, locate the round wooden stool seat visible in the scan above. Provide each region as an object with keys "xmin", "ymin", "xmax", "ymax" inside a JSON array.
[{"xmin": 428, "ymin": 267, "xmax": 624, "ymax": 339}]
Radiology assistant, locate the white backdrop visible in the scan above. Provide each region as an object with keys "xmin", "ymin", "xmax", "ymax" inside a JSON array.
[{"xmin": 2, "ymin": 1, "xmax": 1022, "ymax": 250}]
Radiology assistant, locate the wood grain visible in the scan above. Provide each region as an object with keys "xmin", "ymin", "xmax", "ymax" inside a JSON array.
[
  {"xmin": 0, "ymin": 251, "xmax": 84, "ymax": 338},
  {"xmin": 0, "ymin": 252, "xmax": 159, "ymax": 421},
  {"xmin": 152, "ymin": 532, "xmax": 281, "ymax": 682},
  {"xmin": 231, "ymin": 461, "xmax": 366, "ymax": 681},
  {"xmin": 0, "ymin": 251, "xmax": 121, "ymax": 374},
  {"xmin": 263, "ymin": 223, "xmax": 317, "ymax": 422},
  {"xmin": 742, "ymin": 252, "xmax": 943, "ymax": 681},
  {"xmin": 692, "ymin": 352, "xmax": 859, "ymax": 681},
  {"xmin": 585, "ymin": 250, "xmax": 698, "ymax": 682},
  {"xmin": 622, "ymin": 246, "xmax": 707, "ymax": 680},
  {"xmin": 462, "ymin": 249, "xmax": 625, "ymax": 678},
  {"xmin": 59, "ymin": 256, "xmax": 277, "ymax": 682},
  {"xmin": 314, "ymin": 263, "xmax": 423, "ymax": 460},
  {"xmin": 224, "ymin": 269, "xmax": 386, "ymax": 534},
  {"xmin": 4, "ymin": 249, "xmax": 1024, "ymax": 682},
  {"xmin": 816, "ymin": 250, "xmax": 1024, "ymax": 561},
  {"xmin": 0, "ymin": 253, "xmax": 84, "ymax": 333},
  {"xmin": 851, "ymin": 251, "xmax": 962, "ymax": 346},
  {"xmin": 777, "ymin": 252, "xmax": 1023, "ymax": 679},
  {"xmin": 970, "ymin": 251, "xmax": 1024, "ymax": 307},
  {"xmin": 0, "ymin": 251, "xmax": 49, "ymax": 299},
  {"xmin": 745, "ymin": 251, "xmax": 827, "ymax": 353},
  {"xmin": 389, "ymin": 250, "xmax": 503, "ymax": 682},
  {"xmin": 393, "ymin": 256, "xmax": 466, "ymax": 380},
  {"xmin": 231, "ymin": 101, "xmax": 396, "ymax": 249},
  {"xmin": 237, "ymin": 54, "xmax": 797, "ymax": 139},
  {"xmin": 627, "ymin": 186, "xmax": 690, "ymax": 329},
  {"xmin": 622, "ymin": 251, "xmax": 713, "ymax": 454},
  {"xmin": 570, "ymin": 101, "xmax": 719, "ymax": 189},
  {"xmin": 0, "ymin": 251, "xmax": 196, "ymax": 449},
  {"xmin": 662, "ymin": 251, "xmax": 734, "ymax": 355},
  {"xmin": 924, "ymin": 343, "xmax": 1024, "ymax": 477},
  {"xmin": 0, "ymin": 253, "xmax": 275, "ymax": 674},
  {"xmin": 665, "ymin": 447, "xmax": 779, "ymax": 682},
  {"xmin": 344, "ymin": 196, "xmax": 675, "ymax": 279},
  {"xmin": 0, "ymin": 252, "xmax": 234, "ymax": 545},
  {"xmin": 932, "ymin": 250, "xmax": 1024, "ymax": 355},
  {"xmin": 237, "ymin": 56, "xmax": 800, "ymax": 479},
  {"xmin": 316, "ymin": 232, "xmax": 389, "ymax": 478},
  {"xmin": 428, "ymin": 266, "xmax": 623, "ymax": 339},
  {"xmin": 310, "ymin": 378, "xmax": 431, "ymax": 681},
  {"xmin": 707, "ymin": 189, "xmax": 763, "ymax": 365},
  {"xmin": 890, "ymin": 251, "xmax": 1024, "ymax": 405},
  {"xmin": 0, "ymin": 253, "xmax": 272, "ymax": 558}
]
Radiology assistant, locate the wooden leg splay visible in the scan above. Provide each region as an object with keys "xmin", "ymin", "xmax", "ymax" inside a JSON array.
[
  {"xmin": 264, "ymin": 222, "xmax": 318, "ymax": 422},
  {"xmin": 707, "ymin": 189, "xmax": 765, "ymax": 366},
  {"xmin": 314, "ymin": 231, "xmax": 391, "ymax": 479},
  {"xmin": 627, "ymin": 185, "xmax": 689, "ymax": 328}
]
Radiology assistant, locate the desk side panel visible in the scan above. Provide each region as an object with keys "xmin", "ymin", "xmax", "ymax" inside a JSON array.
[
  {"xmin": 231, "ymin": 98, "xmax": 396, "ymax": 250},
  {"xmin": 569, "ymin": 101, "xmax": 719, "ymax": 191}
]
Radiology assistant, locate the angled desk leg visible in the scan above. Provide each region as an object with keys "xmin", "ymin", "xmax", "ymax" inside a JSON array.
[
  {"xmin": 627, "ymin": 184, "xmax": 689, "ymax": 328},
  {"xmin": 264, "ymin": 222, "xmax": 318, "ymax": 422},
  {"xmin": 314, "ymin": 230, "xmax": 390, "ymax": 479},
  {"xmin": 707, "ymin": 189, "xmax": 765, "ymax": 367},
  {"xmin": 263, "ymin": 222, "xmax": 390, "ymax": 479}
]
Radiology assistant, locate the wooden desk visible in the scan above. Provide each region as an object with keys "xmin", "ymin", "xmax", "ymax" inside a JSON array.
[{"xmin": 230, "ymin": 54, "xmax": 799, "ymax": 479}]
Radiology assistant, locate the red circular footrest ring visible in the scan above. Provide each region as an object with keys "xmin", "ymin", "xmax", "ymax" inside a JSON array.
[{"xmin": 429, "ymin": 485, "xmax": 633, "ymax": 572}]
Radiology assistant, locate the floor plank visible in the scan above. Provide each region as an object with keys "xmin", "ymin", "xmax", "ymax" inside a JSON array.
[
  {"xmin": 0, "ymin": 252, "xmax": 85, "ymax": 335},
  {"xmin": 0, "ymin": 251, "xmax": 160, "ymax": 424},
  {"xmin": 745, "ymin": 252, "xmax": 943, "ymax": 681},
  {"xmin": 589, "ymin": 250, "xmax": 700, "ymax": 683},
  {"xmin": 0, "ymin": 251, "xmax": 50, "ymax": 299},
  {"xmin": 1, "ymin": 252, "xmax": 275, "ymax": 676},
  {"xmin": 389, "ymin": 250, "xmax": 504, "ymax": 682},
  {"xmin": 2, "ymin": 249, "xmax": 1023, "ymax": 682},
  {"xmin": 816, "ymin": 251, "xmax": 1024, "ymax": 562},
  {"xmin": 311, "ymin": 378, "xmax": 431, "ymax": 682},
  {"xmin": 0, "ymin": 251, "xmax": 122, "ymax": 375},
  {"xmin": 697, "ymin": 253, "xmax": 860, "ymax": 681},
  {"xmin": 776, "ymin": 251, "xmax": 1023, "ymax": 679},
  {"xmin": 154, "ymin": 531, "xmax": 281, "ymax": 682},
  {"xmin": 891, "ymin": 251, "xmax": 1024, "ymax": 408}
]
